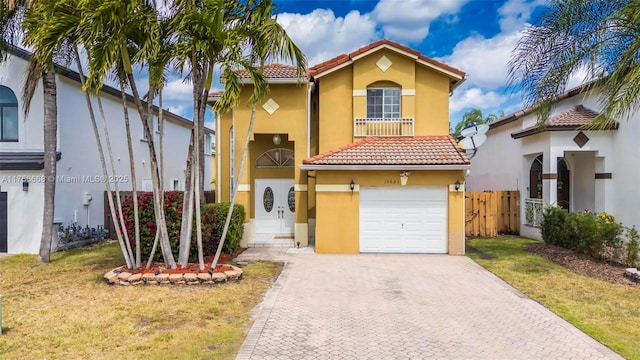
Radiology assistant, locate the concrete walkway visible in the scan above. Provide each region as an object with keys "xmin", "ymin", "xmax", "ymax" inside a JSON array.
[{"xmin": 235, "ymin": 248, "xmax": 622, "ymax": 360}]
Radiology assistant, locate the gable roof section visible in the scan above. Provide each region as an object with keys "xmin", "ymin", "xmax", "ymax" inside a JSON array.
[
  {"xmin": 308, "ymin": 39, "xmax": 466, "ymax": 88},
  {"xmin": 301, "ymin": 136, "xmax": 470, "ymax": 170},
  {"xmin": 511, "ymin": 105, "xmax": 618, "ymax": 139},
  {"xmin": 490, "ymin": 81, "xmax": 596, "ymax": 130}
]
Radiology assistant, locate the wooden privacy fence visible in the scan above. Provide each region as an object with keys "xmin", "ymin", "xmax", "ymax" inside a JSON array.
[
  {"xmin": 104, "ymin": 190, "xmax": 215, "ymax": 238},
  {"xmin": 466, "ymin": 191, "xmax": 520, "ymax": 238}
]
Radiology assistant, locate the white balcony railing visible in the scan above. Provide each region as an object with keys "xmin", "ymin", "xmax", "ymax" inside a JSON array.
[
  {"xmin": 524, "ymin": 198, "xmax": 544, "ymax": 227},
  {"xmin": 354, "ymin": 118, "xmax": 414, "ymax": 137}
]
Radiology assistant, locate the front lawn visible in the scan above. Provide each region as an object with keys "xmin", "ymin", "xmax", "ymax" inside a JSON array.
[
  {"xmin": 468, "ymin": 237, "xmax": 640, "ymax": 360},
  {"xmin": 0, "ymin": 242, "xmax": 282, "ymax": 359}
]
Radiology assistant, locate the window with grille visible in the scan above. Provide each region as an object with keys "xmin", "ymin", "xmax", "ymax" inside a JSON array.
[{"xmin": 366, "ymin": 88, "xmax": 400, "ymax": 119}]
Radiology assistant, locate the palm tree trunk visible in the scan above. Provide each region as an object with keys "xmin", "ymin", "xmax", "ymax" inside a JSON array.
[
  {"xmin": 95, "ymin": 85, "xmax": 135, "ymax": 266},
  {"xmin": 38, "ymin": 67, "xmax": 57, "ymax": 264},
  {"xmin": 210, "ymin": 105, "xmax": 257, "ymax": 271},
  {"xmin": 119, "ymin": 81, "xmax": 141, "ymax": 268},
  {"xmin": 193, "ymin": 92, "xmax": 204, "ymax": 270},
  {"xmin": 74, "ymin": 49, "xmax": 134, "ymax": 268},
  {"xmin": 178, "ymin": 131, "xmax": 194, "ymax": 266},
  {"xmin": 126, "ymin": 72, "xmax": 176, "ymax": 269}
]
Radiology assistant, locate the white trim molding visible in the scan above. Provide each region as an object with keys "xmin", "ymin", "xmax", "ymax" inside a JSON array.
[
  {"xmin": 237, "ymin": 184, "xmax": 251, "ymax": 192},
  {"xmin": 351, "ymin": 44, "xmax": 419, "ymax": 62},
  {"xmin": 300, "ymin": 164, "xmax": 471, "ymax": 171},
  {"xmin": 416, "ymin": 59, "xmax": 464, "ymax": 80},
  {"xmin": 401, "ymin": 89, "xmax": 416, "ymax": 96},
  {"xmin": 353, "ymin": 89, "xmax": 367, "ymax": 97},
  {"xmin": 294, "ymin": 184, "xmax": 308, "ymax": 191},
  {"xmin": 316, "ymin": 184, "xmax": 360, "ymax": 192}
]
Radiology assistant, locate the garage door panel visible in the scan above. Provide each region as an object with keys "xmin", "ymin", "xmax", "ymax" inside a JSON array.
[{"xmin": 359, "ymin": 187, "xmax": 447, "ymax": 254}]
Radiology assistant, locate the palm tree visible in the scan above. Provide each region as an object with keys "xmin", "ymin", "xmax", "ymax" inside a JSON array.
[
  {"xmin": 4, "ymin": 0, "xmax": 60, "ymax": 264},
  {"xmin": 508, "ymin": 0, "xmax": 640, "ymax": 128},
  {"xmin": 450, "ymin": 109, "xmax": 501, "ymax": 140},
  {"xmin": 78, "ymin": 0, "xmax": 177, "ymax": 268},
  {"xmin": 208, "ymin": 0, "xmax": 306, "ymax": 271}
]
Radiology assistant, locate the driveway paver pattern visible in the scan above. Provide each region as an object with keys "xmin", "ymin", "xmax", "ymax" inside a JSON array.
[{"xmin": 235, "ymin": 248, "xmax": 622, "ymax": 360}]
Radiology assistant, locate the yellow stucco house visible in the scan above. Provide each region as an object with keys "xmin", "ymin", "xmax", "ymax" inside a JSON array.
[{"xmin": 210, "ymin": 40, "xmax": 470, "ymax": 254}]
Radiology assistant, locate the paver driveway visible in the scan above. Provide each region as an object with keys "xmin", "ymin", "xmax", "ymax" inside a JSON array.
[{"xmin": 235, "ymin": 248, "xmax": 622, "ymax": 360}]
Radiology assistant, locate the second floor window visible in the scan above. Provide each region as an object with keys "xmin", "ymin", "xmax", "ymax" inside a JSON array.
[
  {"xmin": 0, "ymin": 85, "xmax": 18, "ymax": 142},
  {"xmin": 367, "ymin": 88, "xmax": 400, "ymax": 119}
]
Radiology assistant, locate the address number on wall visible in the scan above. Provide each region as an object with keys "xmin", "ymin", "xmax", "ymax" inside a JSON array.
[{"xmin": 383, "ymin": 179, "xmax": 399, "ymax": 184}]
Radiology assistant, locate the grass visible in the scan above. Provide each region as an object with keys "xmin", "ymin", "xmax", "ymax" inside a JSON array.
[
  {"xmin": 0, "ymin": 242, "xmax": 282, "ymax": 360},
  {"xmin": 467, "ymin": 237, "xmax": 640, "ymax": 360}
]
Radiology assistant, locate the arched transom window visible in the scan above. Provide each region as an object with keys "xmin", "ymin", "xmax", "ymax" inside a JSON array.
[
  {"xmin": 256, "ymin": 148, "xmax": 294, "ymax": 168},
  {"xmin": 529, "ymin": 155, "xmax": 543, "ymax": 199},
  {"xmin": 0, "ymin": 85, "xmax": 18, "ymax": 142}
]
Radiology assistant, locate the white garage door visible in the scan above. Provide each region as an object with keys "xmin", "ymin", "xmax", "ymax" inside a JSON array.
[{"xmin": 359, "ymin": 187, "xmax": 447, "ymax": 253}]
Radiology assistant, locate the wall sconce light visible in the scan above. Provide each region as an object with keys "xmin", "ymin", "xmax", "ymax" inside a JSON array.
[
  {"xmin": 349, "ymin": 179, "xmax": 355, "ymax": 193},
  {"xmin": 272, "ymin": 134, "xmax": 281, "ymax": 146},
  {"xmin": 454, "ymin": 179, "xmax": 461, "ymax": 192},
  {"xmin": 400, "ymin": 171, "xmax": 410, "ymax": 186},
  {"xmin": 22, "ymin": 178, "xmax": 29, "ymax": 192}
]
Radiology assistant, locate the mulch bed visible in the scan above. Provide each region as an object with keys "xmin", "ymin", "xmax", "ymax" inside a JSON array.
[
  {"xmin": 127, "ymin": 248, "xmax": 247, "ymax": 275},
  {"xmin": 523, "ymin": 242, "xmax": 637, "ymax": 287}
]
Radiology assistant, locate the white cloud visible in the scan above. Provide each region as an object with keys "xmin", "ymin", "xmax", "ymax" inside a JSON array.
[
  {"xmin": 438, "ymin": 31, "xmax": 522, "ymax": 90},
  {"xmin": 372, "ymin": 0, "xmax": 468, "ymax": 43},
  {"xmin": 167, "ymin": 104, "xmax": 186, "ymax": 117},
  {"xmin": 163, "ymin": 78, "xmax": 193, "ymax": 101},
  {"xmin": 438, "ymin": 0, "xmax": 546, "ymax": 90},
  {"xmin": 498, "ymin": 0, "xmax": 546, "ymax": 32},
  {"xmin": 564, "ymin": 66, "xmax": 598, "ymax": 91},
  {"xmin": 277, "ymin": 9, "xmax": 379, "ymax": 66},
  {"xmin": 450, "ymin": 87, "xmax": 508, "ymax": 114}
]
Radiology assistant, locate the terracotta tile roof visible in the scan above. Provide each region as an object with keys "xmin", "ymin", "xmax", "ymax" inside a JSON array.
[
  {"xmin": 490, "ymin": 81, "xmax": 597, "ymax": 130},
  {"xmin": 511, "ymin": 105, "xmax": 617, "ymax": 139},
  {"xmin": 302, "ymin": 136, "xmax": 470, "ymax": 166},
  {"xmin": 235, "ymin": 64, "xmax": 305, "ymax": 79},
  {"xmin": 546, "ymin": 105, "xmax": 599, "ymax": 126},
  {"xmin": 308, "ymin": 39, "xmax": 466, "ymax": 79},
  {"xmin": 209, "ymin": 90, "xmax": 223, "ymax": 97}
]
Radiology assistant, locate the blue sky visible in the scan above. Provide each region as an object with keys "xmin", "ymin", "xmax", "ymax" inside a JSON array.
[{"xmin": 158, "ymin": 0, "xmax": 588, "ymax": 130}]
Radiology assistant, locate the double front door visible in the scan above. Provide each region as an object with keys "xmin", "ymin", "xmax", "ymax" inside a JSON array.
[{"xmin": 255, "ymin": 179, "xmax": 295, "ymax": 235}]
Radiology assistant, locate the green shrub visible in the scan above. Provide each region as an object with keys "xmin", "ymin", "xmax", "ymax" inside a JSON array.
[
  {"xmin": 540, "ymin": 206, "xmax": 569, "ymax": 247},
  {"xmin": 541, "ymin": 207, "xmax": 622, "ymax": 260},
  {"xmin": 205, "ymin": 203, "xmax": 246, "ymax": 254},
  {"xmin": 121, "ymin": 192, "xmax": 246, "ymax": 263},
  {"xmin": 626, "ymin": 226, "xmax": 639, "ymax": 268}
]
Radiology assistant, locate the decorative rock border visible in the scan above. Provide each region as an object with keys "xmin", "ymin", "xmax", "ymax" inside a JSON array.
[
  {"xmin": 103, "ymin": 265, "xmax": 243, "ymax": 286},
  {"xmin": 624, "ymin": 268, "xmax": 640, "ymax": 284}
]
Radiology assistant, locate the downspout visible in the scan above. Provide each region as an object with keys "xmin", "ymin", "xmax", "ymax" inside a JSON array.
[{"xmin": 307, "ymin": 81, "xmax": 315, "ymax": 158}]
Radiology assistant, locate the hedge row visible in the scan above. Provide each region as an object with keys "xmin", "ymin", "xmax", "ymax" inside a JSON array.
[
  {"xmin": 121, "ymin": 191, "xmax": 245, "ymax": 263},
  {"xmin": 540, "ymin": 206, "xmax": 638, "ymax": 267}
]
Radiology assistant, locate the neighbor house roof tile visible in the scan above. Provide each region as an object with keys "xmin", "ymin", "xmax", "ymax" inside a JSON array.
[
  {"xmin": 511, "ymin": 105, "xmax": 617, "ymax": 139},
  {"xmin": 302, "ymin": 136, "xmax": 470, "ymax": 166},
  {"xmin": 235, "ymin": 64, "xmax": 304, "ymax": 79}
]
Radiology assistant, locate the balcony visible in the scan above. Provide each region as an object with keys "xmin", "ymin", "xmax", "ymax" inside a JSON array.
[
  {"xmin": 524, "ymin": 198, "xmax": 544, "ymax": 227},
  {"xmin": 354, "ymin": 118, "xmax": 414, "ymax": 137}
]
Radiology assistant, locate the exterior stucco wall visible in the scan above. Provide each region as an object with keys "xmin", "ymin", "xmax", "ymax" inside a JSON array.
[
  {"xmin": 317, "ymin": 67, "xmax": 353, "ymax": 153},
  {"xmin": 314, "ymin": 170, "xmax": 465, "ymax": 254},
  {"xmin": 216, "ymin": 83, "xmax": 310, "ymax": 247},
  {"xmin": 468, "ymin": 89, "xmax": 640, "ymax": 238},
  {"xmin": 415, "ymin": 66, "xmax": 450, "ymax": 135},
  {"xmin": 0, "ymin": 53, "xmax": 210, "ymax": 254}
]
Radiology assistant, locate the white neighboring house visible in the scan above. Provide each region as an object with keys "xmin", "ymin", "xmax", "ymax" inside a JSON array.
[
  {"xmin": 466, "ymin": 84, "xmax": 640, "ymax": 240},
  {"xmin": 0, "ymin": 47, "xmax": 214, "ymax": 254}
]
